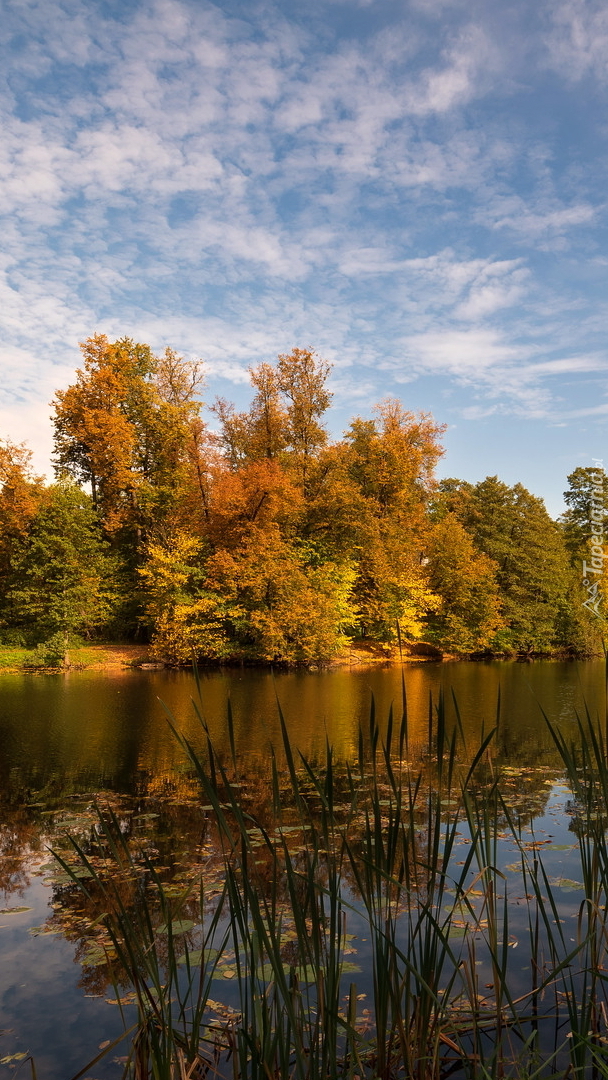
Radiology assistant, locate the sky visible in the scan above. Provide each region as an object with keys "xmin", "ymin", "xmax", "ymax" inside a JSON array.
[{"xmin": 1, "ymin": 0, "xmax": 607, "ymax": 516}]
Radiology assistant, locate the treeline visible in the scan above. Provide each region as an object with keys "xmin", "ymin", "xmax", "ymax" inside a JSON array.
[{"xmin": 0, "ymin": 336, "xmax": 604, "ymax": 664}]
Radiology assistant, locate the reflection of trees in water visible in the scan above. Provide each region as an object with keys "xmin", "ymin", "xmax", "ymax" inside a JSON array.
[
  {"xmin": 0, "ymin": 755, "xmax": 571, "ymax": 1006},
  {"xmin": 0, "ymin": 809, "xmax": 45, "ymax": 900},
  {"xmin": 41, "ymin": 793, "xmax": 226, "ymax": 997}
]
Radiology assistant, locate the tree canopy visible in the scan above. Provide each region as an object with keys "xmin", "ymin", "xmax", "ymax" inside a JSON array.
[{"xmin": 0, "ymin": 338, "xmax": 601, "ymax": 663}]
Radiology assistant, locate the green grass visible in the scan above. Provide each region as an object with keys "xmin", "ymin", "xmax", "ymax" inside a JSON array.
[
  {"xmin": 0, "ymin": 645, "xmax": 31, "ymax": 668},
  {"xmin": 0, "ymin": 642, "xmax": 141, "ymax": 670}
]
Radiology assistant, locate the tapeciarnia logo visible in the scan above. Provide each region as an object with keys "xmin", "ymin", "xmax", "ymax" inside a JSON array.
[{"xmin": 582, "ymin": 458, "xmax": 605, "ymax": 620}]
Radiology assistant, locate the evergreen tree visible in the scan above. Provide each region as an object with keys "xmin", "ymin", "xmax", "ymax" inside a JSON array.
[
  {"xmin": 442, "ymin": 476, "xmax": 571, "ymax": 653},
  {"xmin": 559, "ymin": 466, "xmax": 608, "ymax": 650},
  {"xmin": 5, "ymin": 483, "xmax": 117, "ymax": 653},
  {"xmin": 561, "ymin": 466, "xmax": 608, "ymax": 561}
]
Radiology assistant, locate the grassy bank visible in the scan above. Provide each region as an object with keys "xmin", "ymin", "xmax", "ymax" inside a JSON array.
[
  {"xmin": 0, "ymin": 636, "xmax": 597, "ymax": 674},
  {"xmin": 0, "ymin": 638, "xmax": 438, "ymax": 674},
  {"xmin": 0, "ymin": 642, "xmax": 150, "ymax": 672}
]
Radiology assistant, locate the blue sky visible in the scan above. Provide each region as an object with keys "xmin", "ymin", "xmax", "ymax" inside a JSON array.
[{"xmin": 1, "ymin": 0, "xmax": 607, "ymax": 515}]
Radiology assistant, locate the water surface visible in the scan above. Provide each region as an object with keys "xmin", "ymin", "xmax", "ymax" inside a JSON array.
[
  {"xmin": 1, "ymin": 659, "xmax": 605, "ymax": 796},
  {"xmin": 0, "ymin": 659, "xmax": 606, "ymax": 1078}
]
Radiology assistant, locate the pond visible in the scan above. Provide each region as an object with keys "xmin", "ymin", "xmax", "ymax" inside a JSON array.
[{"xmin": 0, "ymin": 659, "xmax": 607, "ymax": 1079}]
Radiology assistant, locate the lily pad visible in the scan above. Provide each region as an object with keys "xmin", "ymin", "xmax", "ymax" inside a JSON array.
[
  {"xmin": 157, "ymin": 919, "xmax": 195, "ymax": 935},
  {"xmin": 177, "ymin": 948, "xmax": 221, "ymax": 965}
]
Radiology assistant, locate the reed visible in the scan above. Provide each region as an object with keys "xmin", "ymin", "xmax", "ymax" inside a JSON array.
[{"xmin": 59, "ymin": 668, "xmax": 608, "ymax": 1080}]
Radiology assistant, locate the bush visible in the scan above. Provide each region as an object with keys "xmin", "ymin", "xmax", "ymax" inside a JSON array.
[{"xmin": 23, "ymin": 631, "xmax": 75, "ymax": 669}]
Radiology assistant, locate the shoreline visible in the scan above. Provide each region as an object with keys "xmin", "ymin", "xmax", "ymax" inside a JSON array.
[{"xmin": 0, "ymin": 639, "xmax": 595, "ymax": 675}]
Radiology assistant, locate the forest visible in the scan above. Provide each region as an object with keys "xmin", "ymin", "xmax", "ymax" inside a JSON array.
[{"xmin": 0, "ymin": 335, "xmax": 604, "ymax": 664}]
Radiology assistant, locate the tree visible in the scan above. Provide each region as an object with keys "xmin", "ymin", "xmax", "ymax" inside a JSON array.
[
  {"xmin": 425, "ymin": 512, "xmax": 503, "ymax": 653},
  {"xmin": 52, "ymin": 335, "xmax": 205, "ymax": 538},
  {"xmin": 205, "ymin": 526, "xmax": 355, "ymax": 663},
  {"xmin": 0, "ymin": 441, "xmax": 45, "ymax": 639},
  {"xmin": 276, "ymin": 348, "xmax": 331, "ymax": 480},
  {"xmin": 213, "ymin": 348, "xmax": 332, "ymax": 491},
  {"xmin": 138, "ymin": 531, "xmax": 231, "ymax": 664},
  {"xmin": 559, "ymin": 466, "xmax": 608, "ymax": 651},
  {"xmin": 0, "ymin": 440, "xmax": 42, "ymax": 540},
  {"xmin": 203, "ymin": 459, "xmax": 304, "ymax": 552},
  {"xmin": 561, "ymin": 466, "xmax": 608, "ymax": 560},
  {"xmin": 346, "ymin": 400, "xmax": 444, "ymax": 517},
  {"xmin": 442, "ymin": 476, "xmax": 571, "ymax": 653},
  {"xmin": 139, "ymin": 525, "xmax": 356, "ymax": 665},
  {"xmin": 5, "ymin": 482, "xmax": 117, "ymax": 655},
  {"xmin": 213, "ymin": 363, "xmax": 288, "ymax": 464},
  {"xmin": 343, "ymin": 400, "xmax": 445, "ymax": 641}
]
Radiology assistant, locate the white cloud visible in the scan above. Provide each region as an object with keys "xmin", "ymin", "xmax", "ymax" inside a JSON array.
[
  {"xmin": 405, "ymin": 25, "xmax": 495, "ymax": 114},
  {"xmin": 482, "ymin": 195, "xmax": 597, "ymax": 239},
  {"xmin": 0, "ymin": 0, "xmax": 607, "ymax": 492},
  {"xmin": 546, "ymin": 0, "xmax": 608, "ymax": 82}
]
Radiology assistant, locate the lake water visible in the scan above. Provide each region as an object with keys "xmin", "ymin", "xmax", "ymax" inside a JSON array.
[
  {"xmin": 0, "ymin": 659, "xmax": 606, "ymax": 1077},
  {"xmin": 1, "ymin": 659, "xmax": 605, "ymax": 794}
]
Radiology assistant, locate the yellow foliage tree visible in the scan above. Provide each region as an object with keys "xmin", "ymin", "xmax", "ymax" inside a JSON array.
[
  {"xmin": 52, "ymin": 336, "xmax": 204, "ymax": 538},
  {"xmin": 344, "ymin": 399, "xmax": 445, "ymax": 641},
  {"xmin": 138, "ymin": 532, "xmax": 231, "ymax": 663},
  {"xmin": 425, "ymin": 512, "xmax": 504, "ymax": 653},
  {"xmin": 205, "ymin": 528, "xmax": 356, "ymax": 663}
]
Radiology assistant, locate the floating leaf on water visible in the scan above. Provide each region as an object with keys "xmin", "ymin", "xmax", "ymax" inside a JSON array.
[
  {"xmin": 161, "ymin": 885, "xmax": 188, "ymax": 898},
  {"xmin": 177, "ymin": 948, "xmax": 221, "ymax": 965},
  {"xmin": 156, "ymin": 919, "xmax": 195, "ymax": 935},
  {"xmin": 106, "ymin": 991, "xmax": 138, "ymax": 1006},
  {"xmin": 0, "ymin": 906, "xmax": 32, "ymax": 915},
  {"xmin": 81, "ymin": 943, "xmax": 114, "ymax": 967},
  {"xmin": 43, "ymin": 870, "xmax": 93, "ymax": 886}
]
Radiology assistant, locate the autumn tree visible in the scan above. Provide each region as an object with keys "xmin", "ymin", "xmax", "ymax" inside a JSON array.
[
  {"xmin": 203, "ymin": 527, "xmax": 355, "ymax": 663},
  {"xmin": 214, "ymin": 348, "xmax": 331, "ymax": 484},
  {"xmin": 343, "ymin": 400, "xmax": 445, "ymax": 641},
  {"xmin": 276, "ymin": 348, "xmax": 331, "ymax": 482},
  {"xmin": 0, "ymin": 441, "xmax": 44, "ymax": 636},
  {"xmin": 138, "ymin": 524, "xmax": 356, "ymax": 664},
  {"xmin": 213, "ymin": 362, "xmax": 288, "ymax": 465},
  {"xmin": 52, "ymin": 336, "xmax": 205, "ymax": 539},
  {"xmin": 203, "ymin": 459, "xmax": 304, "ymax": 553},
  {"xmin": 138, "ymin": 531, "xmax": 231, "ymax": 663},
  {"xmin": 425, "ymin": 511, "xmax": 503, "ymax": 653}
]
